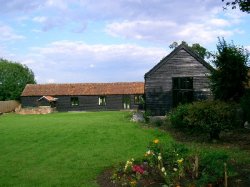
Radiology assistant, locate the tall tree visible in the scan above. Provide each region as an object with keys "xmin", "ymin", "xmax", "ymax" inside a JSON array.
[
  {"xmin": 0, "ymin": 59, "xmax": 36, "ymax": 101},
  {"xmin": 169, "ymin": 41, "xmax": 211, "ymax": 60},
  {"xmin": 222, "ymin": 0, "xmax": 250, "ymax": 13},
  {"xmin": 210, "ymin": 38, "xmax": 249, "ymax": 101}
]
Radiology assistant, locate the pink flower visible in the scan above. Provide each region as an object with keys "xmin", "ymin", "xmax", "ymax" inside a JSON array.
[{"xmin": 132, "ymin": 165, "xmax": 144, "ymax": 174}]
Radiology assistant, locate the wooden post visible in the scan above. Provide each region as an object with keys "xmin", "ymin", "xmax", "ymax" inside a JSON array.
[
  {"xmin": 224, "ymin": 163, "xmax": 228, "ymax": 187},
  {"xmin": 195, "ymin": 155, "xmax": 199, "ymax": 178}
]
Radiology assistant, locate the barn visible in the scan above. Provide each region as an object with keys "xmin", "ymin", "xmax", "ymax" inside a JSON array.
[
  {"xmin": 21, "ymin": 82, "xmax": 144, "ymax": 112},
  {"xmin": 21, "ymin": 43, "xmax": 215, "ymax": 114},
  {"xmin": 144, "ymin": 43, "xmax": 214, "ymax": 116}
]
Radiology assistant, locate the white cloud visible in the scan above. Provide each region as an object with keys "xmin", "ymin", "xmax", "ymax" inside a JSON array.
[
  {"xmin": 176, "ymin": 23, "xmax": 236, "ymax": 44},
  {"xmin": 0, "ymin": 0, "xmax": 43, "ymax": 13},
  {"xmin": 208, "ymin": 18, "xmax": 230, "ymax": 27},
  {"xmin": 106, "ymin": 20, "xmax": 177, "ymax": 41},
  {"xmin": 33, "ymin": 16, "xmax": 47, "ymax": 23},
  {"xmin": 45, "ymin": 0, "xmax": 68, "ymax": 10},
  {"xmin": 20, "ymin": 41, "xmax": 167, "ymax": 83},
  {"xmin": 31, "ymin": 29, "xmax": 43, "ymax": 33},
  {"xmin": 0, "ymin": 24, "xmax": 25, "ymax": 41},
  {"xmin": 46, "ymin": 78, "xmax": 56, "ymax": 83},
  {"xmin": 106, "ymin": 18, "xmax": 239, "ymax": 45},
  {"xmin": 0, "ymin": 0, "xmax": 246, "ymax": 37}
]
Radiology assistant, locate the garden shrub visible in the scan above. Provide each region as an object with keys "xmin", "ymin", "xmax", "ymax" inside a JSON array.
[
  {"xmin": 168, "ymin": 104, "xmax": 189, "ymax": 129},
  {"xmin": 240, "ymin": 91, "xmax": 250, "ymax": 122},
  {"xmin": 169, "ymin": 100, "xmax": 239, "ymax": 139},
  {"xmin": 197, "ymin": 151, "xmax": 235, "ymax": 186},
  {"xmin": 143, "ymin": 110, "xmax": 151, "ymax": 123}
]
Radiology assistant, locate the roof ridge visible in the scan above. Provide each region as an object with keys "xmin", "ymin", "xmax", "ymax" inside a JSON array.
[
  {"xmin": 21, "ymin": 82, "xmax": 145, "ymax": 96},
  {"xmin": 29, "ymin": 82, "xmax": 144, "ymax": 85}
]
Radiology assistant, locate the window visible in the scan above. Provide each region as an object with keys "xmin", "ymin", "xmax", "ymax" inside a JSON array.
[
  {"xmin": 123, "ymin": 95, "xmax": 130, "ymax": 109},
  {"xmin": 134, "ymin": 95, "xmax": 143, "ymax": 105},
  {"xmin": 98, "ymin": 96, "xmax": 106, "ymax": 106},
  {"xmin": 173, "ymin": 77, "xmax": 193, "ymax": 90},
  {"xmin": 172, "ymin": 77, "xmax": 193, "ymax": 107},
  {"xmin": 71, "ymin": 97, "xmax": 79, "ymax": 106}
]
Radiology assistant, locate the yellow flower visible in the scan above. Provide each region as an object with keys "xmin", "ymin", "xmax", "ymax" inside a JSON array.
[
  {"xmin": 130, "ymin": 180, "xmax": 137, "ymax": 187},
  {"xmin": 124, "ymin": 159, "xmax": 133, "ymax": 171},
  {"xmin": 153, "ymin": 139, "xmax": 159, "ymax": 144},
  {"xmin": 177, "ymin": 158, "xmax": 184, "ymax": 164},
  {"xmin": 145, "ymin": 150, "xmax": 153, "ymax": 157}
]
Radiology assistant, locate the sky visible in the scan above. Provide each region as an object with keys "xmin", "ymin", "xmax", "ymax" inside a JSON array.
[{"xmin": 0, "ymin": 0, "xmax": 249, "ymax": 84}]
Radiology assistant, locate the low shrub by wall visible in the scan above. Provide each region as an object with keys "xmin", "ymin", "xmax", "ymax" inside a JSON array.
[{"xmin": 0, "ymin": 100, "xmax": 20, "ymax": 113}]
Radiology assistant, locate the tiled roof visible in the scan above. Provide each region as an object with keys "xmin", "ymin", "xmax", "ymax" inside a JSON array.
[
  {"xmin": 21, "ymin": 82, "xmax": 145, "ymax": 96},
  {"xmin": 38, "ymin": 96, "xmax": 58, "ymax": 102}
]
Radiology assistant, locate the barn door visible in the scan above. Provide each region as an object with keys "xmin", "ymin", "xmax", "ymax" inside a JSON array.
[
  {"xmin": 123, "ymin": 95, "xmax": 131, "ymax": 109},
  {"xmin": 172, "ymin": 77, "xmax": 193, "ymax": 107}
]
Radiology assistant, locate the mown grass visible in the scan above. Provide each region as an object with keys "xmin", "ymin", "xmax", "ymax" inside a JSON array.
[{"xmin": 0, "ymin": 112, "xmax": 172, "ymax": 187}]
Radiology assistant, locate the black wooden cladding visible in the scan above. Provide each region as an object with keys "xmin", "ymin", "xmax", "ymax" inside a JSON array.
[
  {"xmin": 145, "ymin": 45, "xmax": 213, "ymax": 116},
  {"xmin": 21, "ymin": 94, "xmax": 142, "ymax": 112}
]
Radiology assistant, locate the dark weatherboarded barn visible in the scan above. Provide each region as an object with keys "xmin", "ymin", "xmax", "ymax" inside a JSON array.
[
  {"xmin": 21, "ymin": 82, "xmax": 144, "ymax": 112},
  {"xmin": 145, "ymin": 44, "xmax": 214, "ymax": 116}
]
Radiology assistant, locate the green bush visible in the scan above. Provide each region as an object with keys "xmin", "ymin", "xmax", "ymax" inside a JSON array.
[
  {"xmin": 240, "ymin": 91, "xmax": 250, "ymax": 122},
  {"xmin": 169, "ymin": 101, "xmax": 239, "ymax": 139},
  {"xmin": 168, "ymin": 104, "xmax": 189, "ymax": 129},
  {"xmin": 143, "ymin": 110, "xmax": 151, "ymax": 123},
  {"xmin": 197, "ymin": 151, "xmax": 235, "ymax": 186}
]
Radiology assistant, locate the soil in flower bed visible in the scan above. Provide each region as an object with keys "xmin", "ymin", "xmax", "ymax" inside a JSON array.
[
  {"xmin": 97, "ymin": 168, "xmax": 165, "ymax": 187},
  {"xmin": 97, "ymin": 168, "xmax": 117, "ymax": 187},
  {"xmin": 97, "ymin": 167, "xmax": 250, "ymax": 187}
]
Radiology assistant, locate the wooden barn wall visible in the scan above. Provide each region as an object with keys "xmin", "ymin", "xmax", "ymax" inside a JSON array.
[
  {"xmin": 21, "ymin": 94, "xmax": 141, "ymax": 111},
  {"xmin": 145, "ymin": 49, "xmax": 212, "ymax": 116},
  {"xmin": 21, "ymin": 96, "xmax": 41, "ymax": 108}
]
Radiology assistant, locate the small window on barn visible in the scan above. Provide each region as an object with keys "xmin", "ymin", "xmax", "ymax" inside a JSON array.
[
  {"xmin": 123, "ymin": 95, "xmax": 131, "ymax": 109},
  {"xmin": 98, "ymin": 96, "xmax": 106, "ymax": 106},
  {"xmin": 134, "ymin": 95, "xmax": 143, "ymax": 105},
  {"xmin": 173, "ymin": 77, "xmax": 193, "ymax": 90},
  {"xmin": 71, "ymin": 97, "xmax": 79, "ymax": 106}
]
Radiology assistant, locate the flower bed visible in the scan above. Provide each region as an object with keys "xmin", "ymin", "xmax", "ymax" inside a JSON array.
[{"xmin": 110, "ymin": 139, "xmax": 235, "ymax": 187}]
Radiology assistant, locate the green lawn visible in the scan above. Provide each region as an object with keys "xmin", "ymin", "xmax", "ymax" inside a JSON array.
[{"xmin": 0, "ymin": 112, "xmax": 172, "ymax": 187}]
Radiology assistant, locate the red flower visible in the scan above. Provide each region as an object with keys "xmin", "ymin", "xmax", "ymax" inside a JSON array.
[{"xmin": 132, "ymin": 165, "xmax": 144, "ymax": 174}]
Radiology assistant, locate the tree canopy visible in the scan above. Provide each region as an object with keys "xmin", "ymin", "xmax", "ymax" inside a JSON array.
[
  {"xmin": 210, "ymin": 38, "xmax": 249, "ymax": 102},
  {"xmin": 0, "ymin": 59, "xmax": 36, "ymax": 101},
  {"xmin": 169, "ymin": 41, "xmax": 211, "ymax": 60},
  {"xmin": 222, "ymin": 0, "xmax": 250, "ymax": 13}
]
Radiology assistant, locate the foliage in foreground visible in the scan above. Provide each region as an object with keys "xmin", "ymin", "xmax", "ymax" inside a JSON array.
[
  {"xmin": 0, "ymin": 58, "xmax": 36, "ymax": 101},
  {"xmin": 240, "ymin": 91, "xmax": 250, "ymax": 122},
  {"xmin": 112, "ymin": 139, "xmax": 235, "ymax": 187},
  {"xmin": 168, "ymin": 100, "xmax": 241, "ymax": 139}
]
